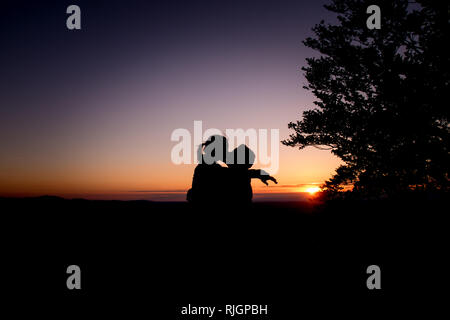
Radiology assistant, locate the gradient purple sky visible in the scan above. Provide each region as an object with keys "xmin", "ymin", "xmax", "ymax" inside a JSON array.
[{"xmin": 0, "ymin": 0, "xmax": 342, "ymax": 200}]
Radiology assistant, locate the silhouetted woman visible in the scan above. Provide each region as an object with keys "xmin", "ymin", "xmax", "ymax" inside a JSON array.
[{"xmin": 187, "ymin": 135, "xmax": 229, "ymax": 205}]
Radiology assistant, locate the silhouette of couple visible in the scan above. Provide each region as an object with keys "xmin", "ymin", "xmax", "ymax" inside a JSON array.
[{"xmin": 187, "ymin": 135, "xmax": 277, "ymax": 207}]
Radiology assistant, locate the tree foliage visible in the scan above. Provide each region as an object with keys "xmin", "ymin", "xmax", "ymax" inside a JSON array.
[{"xmin": 283, "ymin": 0, "xmax": 449, "ymax": 197}]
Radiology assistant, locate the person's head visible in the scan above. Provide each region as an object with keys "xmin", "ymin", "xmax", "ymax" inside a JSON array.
[
  {"xmin": 200, "ymin": 135, "xmax": 229, "ymax": 164},
  {"xmin": 228, "ymin": 144, "xmax": 255, "ymax": 169}
]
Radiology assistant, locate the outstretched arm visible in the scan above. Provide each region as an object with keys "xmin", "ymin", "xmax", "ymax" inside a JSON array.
[{"xmin": 249, "ymin": 169, "xmax": 278, "ymax": 185}]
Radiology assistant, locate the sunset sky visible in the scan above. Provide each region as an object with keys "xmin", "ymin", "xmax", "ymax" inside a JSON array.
[{"xmin": 0, "ymin": 0, "xmax": 342, "ymax": 201}]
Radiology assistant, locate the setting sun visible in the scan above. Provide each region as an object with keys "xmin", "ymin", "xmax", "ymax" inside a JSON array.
[{"xmin": 305, "ymin": 187, "xmax": 321, "ymax": 195}]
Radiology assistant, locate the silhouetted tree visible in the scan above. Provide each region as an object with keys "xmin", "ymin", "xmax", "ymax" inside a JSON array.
[{"xmin": 283, "ymin": 0, "xmax": 449, "ymax": 198}]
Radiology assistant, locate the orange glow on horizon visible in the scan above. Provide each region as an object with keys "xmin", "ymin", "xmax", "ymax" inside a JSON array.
[{"xmin": 0, "ymin": 142, "xmax": 342, "ymax": 200}]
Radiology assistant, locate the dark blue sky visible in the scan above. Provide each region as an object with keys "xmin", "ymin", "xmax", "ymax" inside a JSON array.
[{"xmin": 1, "ymin": 0, "xmax": 332, "ymax": 101}]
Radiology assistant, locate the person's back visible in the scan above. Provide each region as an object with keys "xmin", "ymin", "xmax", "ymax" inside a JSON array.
[
  {"xmin": 225, "ymin": 145, "xmax": 256, "ymax": 206},
  {"xmin": 188, "ymin": 162, "xmax": 226, "ymax": 205},
  {"xmin": 187, "ymin": 135, "xmax": 229, "ymax": 206},
  {"xmin": 225, "ymin": 145, "xmax": 278, "ymax": 207},
  {"xmin": 226, "ymin": 167, "xmax": 253, "ymax": 205}
]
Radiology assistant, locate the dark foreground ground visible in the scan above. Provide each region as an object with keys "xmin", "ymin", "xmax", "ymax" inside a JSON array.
[{"xmin": 0, "ymin": 196, "xmax": 446, "ymax": 318}]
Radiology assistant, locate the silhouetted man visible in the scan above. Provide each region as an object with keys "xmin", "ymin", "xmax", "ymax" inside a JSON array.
[{"xmin": 226, "ymin": 144, "xmax": 277, "ymax": 205}]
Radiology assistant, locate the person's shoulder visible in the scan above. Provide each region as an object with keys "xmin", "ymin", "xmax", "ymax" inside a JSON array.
[
  {"xmin": 193, "ymin": 164, "xmax": 205, "ymax": 177},
  {"xmin": 194, "ymin": 162, "xmax": 222, "ymax": 173}
]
